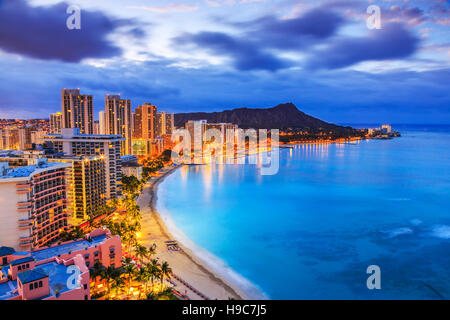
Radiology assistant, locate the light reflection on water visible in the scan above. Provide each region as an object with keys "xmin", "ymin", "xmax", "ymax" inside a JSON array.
[{"xmin": 158, "ymin": 128, "xmax": 450, "ymax": 299}]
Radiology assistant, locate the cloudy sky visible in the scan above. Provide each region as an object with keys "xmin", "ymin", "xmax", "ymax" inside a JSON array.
[{"xmin": 0, "ymin": 0, "xmax": 449, "ymax": 123}]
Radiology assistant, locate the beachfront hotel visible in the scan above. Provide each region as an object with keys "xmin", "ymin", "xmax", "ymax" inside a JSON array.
[
  {"xmin": 104, "ymin": 95, "xmax": 133, "ymax": 156},
  {"xmin": 47, "ymin": 156, "xmax": 107, "ymax": 224},
  {"xmin": 44, "ymin": 128, "xmax": 124, "ymax": 199},
  {"xmin": 0, "ymin": 228, "xmax": 122, "ymax": 300},
  {"xmin": 0, "ymin": 159, "xmax": 71, "ymax": 250},
  {"xmin": 61, "ymin": 89, "xmax": 94, "ymax": 135},
  {"xmin": 0, "ymin": 151, "xmax": 108, "ymax": 224}
]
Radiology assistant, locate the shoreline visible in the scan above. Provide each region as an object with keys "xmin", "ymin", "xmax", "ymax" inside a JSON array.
[{"xmin": 138, "ymin": 164, "xmax": 252, "ymax": 300}]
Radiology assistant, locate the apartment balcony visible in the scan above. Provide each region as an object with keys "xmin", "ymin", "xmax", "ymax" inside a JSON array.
[
  {"xmin": 17, "ymin": 206, "xmax": 32, "ymax": 213},
  {"xmin": 16, "ymin": 189, "xmax": 30, "ymax": 194},
  {"xmin": 19, "ymin": 240, "xmax": 33, "ymax": 248},
  {"xmin": 19, "ymin": 236, "xmax": 33, "ymax": 246},
  {"xmin": 18, "ymin": 223, "xmax": 33, "ymax": 230},
  {"xmin": 18, "ymin": 217, "xmax": 34, "ymax": 224},
  {"xmin": 16, "ymin": 183, "xmax": 31, "ymax": 188},
  {"xmin": 16, "ymin": 201, "xmax": 32, "ymax": 207}
]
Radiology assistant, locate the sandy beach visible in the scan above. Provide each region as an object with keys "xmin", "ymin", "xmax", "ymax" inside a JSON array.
[{"xmin": 137, "ymin": 164, "xmax": 249, "ymax": 300}]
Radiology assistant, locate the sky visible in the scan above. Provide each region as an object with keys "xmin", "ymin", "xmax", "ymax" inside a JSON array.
[{"xmin": 0, "ymin": 0, "xmax": 449, "ymax": 124}]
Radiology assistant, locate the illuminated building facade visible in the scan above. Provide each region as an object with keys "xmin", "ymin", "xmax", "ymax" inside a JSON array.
[
  {"xmin": 0, "ymin": 160, "xmax": 71, "ymax": 250},
  {"xmin": 104, "ymin": 95, "xmax": 132, "ymax": 155},
  {"xmin": 61, "ymin": 89, "xmax": 94, "ymax": 134},
  {"xmin": 44, "ymin": 128, "xmax": 123, "ymax": 199}
]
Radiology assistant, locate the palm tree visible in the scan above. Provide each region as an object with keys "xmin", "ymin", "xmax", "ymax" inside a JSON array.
[
  {"xmin": 134, "ymin": 244, "xmax": 148, "ymax": 265},
  {"xmin": 148, "ymin": 259, "xmax": 160, "ymax": 293},
  {"xmin": 160, "ymin": 261, "xmax": 172, "ymax": 288},
  {"xmin": 136, "ymin": 266, "xmax": 152, "ymax": 299},
  {"xmin": 147, "ymin": 244, "xmax": 156, "ymax": 259},
  {"xmin": 122, "ymin": 257, "xmax": 137, "ymax": 297},
  {"xmin": 100, "ymin": 266, "xmax": 118, "ymax": 299},
  {"xmin": 89, "ymin": 261, "xmax": 104, "ymax": 295},
  {"xmin": 110, "ymin": 276, "xmax": 125, "ymax": 299}
]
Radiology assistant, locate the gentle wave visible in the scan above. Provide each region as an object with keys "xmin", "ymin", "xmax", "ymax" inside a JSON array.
[
  {"xmin": 430, "ymin": 225, "xmax": 450, "ymax": 239},
  {"xmin": 382, "ymin": 227, "xmax": 414, "ymax": 238},
  {"xmin": 156, "ymin": 179, "xmax": 269, "ymax": 300}
]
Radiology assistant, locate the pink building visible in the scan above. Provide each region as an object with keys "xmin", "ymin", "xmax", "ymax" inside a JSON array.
[{"xmin": 0, "ymin": 228, "xmax": 121, "ymax": 300}]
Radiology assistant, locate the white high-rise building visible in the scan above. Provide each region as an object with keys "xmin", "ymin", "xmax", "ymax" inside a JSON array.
[
  {"xmin": 0, "ymin": 160, "xmax": 71, "ymax": 250},
  {"xmin": 44, "ymin": 128, "xmax": 124, "ymax": 199}
]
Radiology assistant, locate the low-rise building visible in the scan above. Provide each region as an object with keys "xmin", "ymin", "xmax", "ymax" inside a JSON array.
[
  {"xmin": 121, "ymin": 161, "xmax": 143, "ymax": 180},
  {"xmin": 0, "ymin": 228, "xmax": 122, "ymax": 300}
]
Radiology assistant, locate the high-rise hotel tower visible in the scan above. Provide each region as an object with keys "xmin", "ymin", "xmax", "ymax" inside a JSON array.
[
  {"xmin": 61, "ymin": 89, "xmax": 94, "ymax": 134},
  {"xmin": 133, "ymin": 103, "xmax": 157, "ymax": 140},
  {"xmin": 104, "ymin": 95, "xmax": 132, "ymax": 156},
  {"xmin": 0, "ymin": 159, "xmax": 71, "ymax": 250},
  {"xmin": 44, "ymin": 128, "xmax": 124, "ymax": 199}
]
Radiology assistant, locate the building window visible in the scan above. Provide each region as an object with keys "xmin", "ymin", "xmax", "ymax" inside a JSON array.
[
  {"xmin": 84, "ymin": 284, "xmax": 88, "ymax": 290},
  {"xmin": 39, "ymin": 281, "xmax": 43, "ymax": 288},
  {"xmin": 34, "ymin": 282, "xmax": 38, "ymax": 289},
  {"xmin": 18, "ymin": 266, "xmax": 22, "ymax": 271},
  {"xmin": 29, "ymin": 283, "xmax": 33, "ymax": 290}
]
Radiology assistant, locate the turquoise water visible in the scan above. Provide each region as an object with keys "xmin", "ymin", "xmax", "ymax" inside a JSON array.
[{"xmin": 157, "ymin": 125, "xmax": 450, "ymax": 299}]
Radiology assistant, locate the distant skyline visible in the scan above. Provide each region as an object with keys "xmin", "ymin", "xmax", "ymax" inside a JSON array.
[{"xmin": 0, "ymin": 0, "xmax": 449, "ymax": 123}]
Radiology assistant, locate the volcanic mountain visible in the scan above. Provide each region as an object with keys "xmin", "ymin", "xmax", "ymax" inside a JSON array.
[{"xmin": 174, "ymin": 103, "xmax": 350, "ymax": 130}]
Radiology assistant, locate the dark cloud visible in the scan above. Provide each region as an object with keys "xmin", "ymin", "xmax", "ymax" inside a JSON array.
[
  {"xmin": 174, "ymin": 7, "xmax": 420, "ymax": 71},
  {"xmin": 307, "ymin": 23, "xmax": 420, "ymax": 69},
  {"xmin": 174, "ymin": 31, "xmax": 290, "ymax": 71},
  {"xmin": 0, "ymin": 0, "xmax": 145, "ymax": 62},
  {"xmin": 173, "ymin": 8, "xmax": 345, "ymax": 71},
  {"xmin": 246, "ymin": 8, "xmax": 344, "ymax": 45}
]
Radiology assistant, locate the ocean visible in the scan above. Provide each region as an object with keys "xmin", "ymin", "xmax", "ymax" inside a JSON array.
[{"xmin": 156, "ymin": 125, "xmax": 450, "ymax": 299}]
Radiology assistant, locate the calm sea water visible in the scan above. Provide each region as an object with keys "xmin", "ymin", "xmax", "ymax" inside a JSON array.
[{"xmin": 157, "ymin": 125, "xmax": 450, "ymax": 299}]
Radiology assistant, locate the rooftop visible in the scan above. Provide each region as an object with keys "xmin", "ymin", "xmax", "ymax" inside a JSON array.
[
  {"xmin": 38, "ymin": 261, "xmax": 76, "ymax": 296},
  {"xmin": 0, "ymin": 278, "xmax": 18, "ymax": 300},
  {"xmin": 17, "ymin": 268, "xmax": 48, "ymax": 284},
  {"xmin": 10, "ymin": 256, "xmax": 34, "ymax": 266},
  {"xmin": 0, "ymin": 161, "xmax": 67, "ymax": 179},
  {"xmin": 31, "ymin": 234, "xmax": 108, "ymax": 262},
  {"xmin": 0, "ymin": 246, "xmax": 15, "ymax": 257}
]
